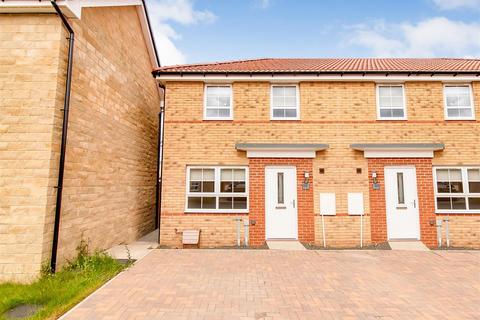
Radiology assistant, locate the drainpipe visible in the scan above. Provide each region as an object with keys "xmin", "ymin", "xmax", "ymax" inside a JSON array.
[
  {"xmin": 50, "ymin": 0, "xmax": 74, "ymax": 273},
  {"xmin": 156, "ymin": 84, "xmax": 166, "ymax": 244}
]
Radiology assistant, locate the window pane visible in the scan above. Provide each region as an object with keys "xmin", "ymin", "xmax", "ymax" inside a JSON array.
[
  {"xmin": 468, "ymin": 169, "xmax": 480, "ymax": 181},
  {"xmin": 390, "ymin": 86, "xmax": 403, "ymax": 96},
  {"xmin": 284, "ymin": 86, "xmax": 296, "ymax": 96},
  {"xmin": 391, "ymin": 97, "xmax": 404, "ymax": 108},
  {"xmin": 273, "ymin": 109, "xmax": 285, "ymax": 117},
  {"xmin": 272, "ymin": 96, "xmax": 284, "ymax": 106},
  {"xmin": 190, "ymin": 169, "xmax": 202, "ymax": 180},
  {"xmin": 436, "ymin": 169, "xmax": 449, "ymax": 181},
  {"xmin": 437, "ymin": 182, "xmax": 450, "ymax": 193},
  {"xmin": 233, "ymin": 181, "xmax": 245, "ymax": 193},
  {"xmin": 285, "ymin": 109, "xmax": 297, "ymax": 118},
  {"xmin": 202, "ymin": 181, "xmax": 214, "ymax": 192},
  {"xmin": 272, "ymin": 86, "xmax": 284, "ymax": 96},
  {"xmin": 379, "ymin": 97, "xmax": 391, "ymax": 107},
  {"xmin": 277, "ymin": 172, "xmax": 284, "ymax": 204},
  {"xmin": 437, "ymin": 197, "xmax": 451, "ymax": 209},
  {"xmin": 221, "ymin": 169, "xmax": 232, "ymax": 180},
  {"xmin": 188, "ymin": 197, "xmax": 202, "ymax": 209},
  {"xmin": 203, "ymin": 169, "xmax": 214, "ymax": 180},
  {"xmin": 221, "ymin": 181, "xmax": 233, "ymax": 193},
  {"xmin": 218, "ymin": 108, "xmax": 230, "ymax": 117},
  {"xmin": 451, "ymin": 197, "xmax": 466, "ymax": 209},
  {"xmin": 468, "ymin": 197, "xmax": 480, "ymax": 209},
  {"xmin": 447, "ymin": 108, "xmax": 460, "ymax": 117},
  {"xmin": 219, "ymin": 197, "xmax": 233, "ymax": 209},
  {"xmin": 202, "ymin": 197, "xmax": 216, "ymax": 209},
  {"xmin": 458, "ymin": 108, "xmax": 472, "ymax": 117},
  {"xmin": 218, "ymin": 96, "xmax": 230, "ymax": 107},
  {"xmin": 446, "ymin": 96, "xmax": 459, "ymax": 107},
  {"xmin": 284, "ymin": 96, "xmax": 296, "ymax": 106},
  {"xmin": 456, "ymin": 86, "xmax": 470, "ymax": 94},
  {"xmin": 450, "ymin": 181, "xmax": 463, "ymax": 193},
  {"xmin": 458, "ymin": 95, "xmax": 471, "ymax": 107},
  {"xmin": 206, "ymin": 108, "xmax": 219, "ymax": 117},
  {"xmin": 378, "ymin": 86, "xmax": 390, "ymax": 96},
  {"xmin": 216, "ymin": 86, "xmax": 231, "ymax": 95},
  {"xmin": 469, "ymin": 182, "xmax": 480, "ymax": 193},
  {"xmin": 450, "ymin": 169, "xmax": 462, "ymax": 180},
  {"xmin": 397, "ymin": 172, "xmax": 405, "ymax": 204},
  {"xmin": 392, "ymin": 109, "xmax": 405, "ymax": 118},
  {"xmin": 234, "ymin": 169, "xmax": 245, "ymax": 180},
  {"xmin": 380, "ymin": 109, "xmax": 393, "ymax": 117},
  {"xmin": 233, "ymin": 197, "xmax": 247, "ymax": 209},
  {"xmin": 206, "ymin": 96, "xmax": 218, "ymax": 107}
]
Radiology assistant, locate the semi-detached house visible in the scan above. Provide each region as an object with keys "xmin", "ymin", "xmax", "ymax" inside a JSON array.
[{"xmin": 153, "ymin": 58, "xmax": 480, "ymax": 249}]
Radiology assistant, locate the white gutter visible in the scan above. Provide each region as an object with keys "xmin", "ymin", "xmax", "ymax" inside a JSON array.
[{"xmin": 156, "ymin": 73, "xmax": 480, "ymax": 83}]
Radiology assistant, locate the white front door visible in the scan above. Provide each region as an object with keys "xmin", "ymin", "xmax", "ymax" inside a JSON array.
[
  {"xmin": 385, "ymin": 167, "xmax": 420, "ymax": 240},
  {"xmin": 265, "ymin": 167, "xmax": 298, "ymax": 239}
]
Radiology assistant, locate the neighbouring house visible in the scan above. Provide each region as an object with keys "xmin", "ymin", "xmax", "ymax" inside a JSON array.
[
  {"xmin": 0, "ymin": 1, "xmax": 161, "ymax": 282},
  {"xmin": 154, "ymin": 58, "xmax": 480, "ymax": 249}
]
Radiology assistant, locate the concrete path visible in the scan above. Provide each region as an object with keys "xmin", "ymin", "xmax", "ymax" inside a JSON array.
[
  {"xmin": 62, "ymin": 250, "xmax": 480, "ymax": 320},
  {"xmin": 388, "ymin": 240, "xmax": 430, "ymax": 251},
  {"xmin": 266, "ymin": 240, "xmax": 306, "ymax": 250},
  {"xmin": 105, "ymin": 229, "xmax": 158, "ymax": 261}
]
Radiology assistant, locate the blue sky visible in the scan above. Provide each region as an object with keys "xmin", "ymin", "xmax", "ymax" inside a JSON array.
[{"xmin": 147, "ymin": 0, "xmax": 480, "ymax": 66}]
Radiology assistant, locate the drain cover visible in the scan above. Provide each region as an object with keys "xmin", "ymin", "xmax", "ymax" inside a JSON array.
[{"xmin": 4, "ymin": 304, "xmax": 40, "ymax": 319}]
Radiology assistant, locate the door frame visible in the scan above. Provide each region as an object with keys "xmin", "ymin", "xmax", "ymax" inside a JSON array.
[
  {"xmin": 264, "ymin": 166, "xmax": 298, "ymax": 240},
  {"xmin": 384, "ymin": 165, "xmax": 421, "ymax": 240}
]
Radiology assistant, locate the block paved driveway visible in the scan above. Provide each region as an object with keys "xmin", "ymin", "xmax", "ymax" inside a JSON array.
[{"xmin": 62, "ymin": 249, "xmax": 480, "ymax": 320}]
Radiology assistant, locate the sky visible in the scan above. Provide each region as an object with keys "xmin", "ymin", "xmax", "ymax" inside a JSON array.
[{"xmin": 146, "ymin": 0, "xmax": 480, "ymax": 66}]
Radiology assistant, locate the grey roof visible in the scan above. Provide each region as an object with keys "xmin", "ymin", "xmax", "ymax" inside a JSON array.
[
  {"xmin": 350, "ymin": 143, "xmax": 445, "ymax": 151},
  {"xmin": 235, "ymin": 143, "xmax": 329, "ymax": 150}
]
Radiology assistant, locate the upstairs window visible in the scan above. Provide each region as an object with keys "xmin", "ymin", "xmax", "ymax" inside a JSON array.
[
  {"xmin": 434, "ymin": 167, "xmax": 480, "ymax": 213},
  {"xmin": 271, "ymin": 85, "xmax": 299, "ymax": 120},
  {"xmin": 204, "ymin": 85, "xmax": 232, "ymax": 120},
  {"xmin": 186, "ymin": 166, "xmax": 248, "ymax": 213},
  {"xmin": 376, "ymin": 85, "xmax": 406, "ymax": 120},
  {"xmin": 444, "ymin": 85, "xmax": 475, "ymax": 120}
]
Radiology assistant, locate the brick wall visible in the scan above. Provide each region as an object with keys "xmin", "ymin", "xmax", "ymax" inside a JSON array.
[
  {"xmin": 436, "ymin": 215, "xmax": 480, "ymax": 248},
  {"xmin": 0, "ymin": 14, "xmax": 65, "ymax": 282},
  {"xmin": 314, "ymin": 215, "xmax": 372, "ymax": 248},
  {"xmin": 161, "ymin": 80, "xmax": 480, "ymax": 248},
  {"xmin": 1, "ymin": 8, "xmax": 159, "ymax": 281}
]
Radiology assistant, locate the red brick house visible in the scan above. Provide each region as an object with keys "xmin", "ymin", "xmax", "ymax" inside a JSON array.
[{"xmin": 154, "ymin": 58, "xmax": 480, "ymax": 249}]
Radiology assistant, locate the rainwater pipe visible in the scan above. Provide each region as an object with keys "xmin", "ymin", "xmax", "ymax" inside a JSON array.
[
  {"xmin": 50, "ymin": 0, "xmax": 74, "ymax": 273},
  {"xmin": 360, "ymin": 212, "xmax": 363, "ymax": 248},
  {"xmin": 321, "ymin": 211, "xmax": 326, "ymax": 248}
]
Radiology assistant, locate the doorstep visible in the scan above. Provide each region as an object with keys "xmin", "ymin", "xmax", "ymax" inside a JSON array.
[
  {"xmin": 388, "ymin": 240, "xmax": 430, "ymax": 251},
  {"xmin": 266, "ymin": 240, "xmax": 306, "ymax": 251}
]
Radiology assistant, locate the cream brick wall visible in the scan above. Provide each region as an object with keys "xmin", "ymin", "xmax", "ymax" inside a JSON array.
[
  {"xmin": 438, "ymin": 215, "xmax": 480, "ymax": 248},
  {"xmin": 1, "ymin": 8, "xmax": 160, "ymax": 282},
  {"xmin": 314, "ymin": 216, "xmax": 372, "ymax": 248},
  {"xmin": 161, "ymin": 81, "xmax": 479, "ymax": 247},
  {"xmin": 0, "ymin": 14, "xmax": 64, "ymax": 282}
]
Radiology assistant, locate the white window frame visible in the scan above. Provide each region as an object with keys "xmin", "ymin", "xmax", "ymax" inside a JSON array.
[
  {"xmin": 376, "ymin": 84, "xmax": 407, "ymax": 120},
  {"xmin": 270, "ymin": 84, "xmax": 300, "ymax": 120},
  {"xmin": 185, "ymin": 166, "xmax": 249, "ymax": 213},
  {"xmin": 443, "ymin": 84, "xmax": 475, "ymax": 121},
  {"xmin": 203, "ymin": 84, "xmax": 233, "ymax": 120},
  {"xmin": 433, "ymin": 166, "xmax": 480, "ymax": 214}
]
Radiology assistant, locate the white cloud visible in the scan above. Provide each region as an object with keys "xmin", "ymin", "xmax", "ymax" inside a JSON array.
[
  {"xmin": 348, "ymin": 17, "xmax": 480, "ymax": 57},
  {"xmin": 147, "ymin": 0, "xmax": 216, "ymax": 66},
  {"xmin": 431, "ymin": 0, "xmax": 480, "ymax": 10}
]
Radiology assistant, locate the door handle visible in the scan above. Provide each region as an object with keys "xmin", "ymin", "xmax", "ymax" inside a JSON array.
[{"xmin": 292, "ymin": 199, "xmax": 296, "ymax": 208}]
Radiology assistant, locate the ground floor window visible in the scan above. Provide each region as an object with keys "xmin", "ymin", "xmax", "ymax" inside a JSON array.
[
  {"xmin": 185, "ymin": 166, "xmax": 248, "ymax": 213},
  {"xmin": 434, "ymin": 167, "xmax": 480, "ymax": 213}
]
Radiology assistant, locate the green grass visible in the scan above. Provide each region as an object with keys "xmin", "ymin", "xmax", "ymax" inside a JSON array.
[{"xmin": 0, "ymin": 242, "xmax": 127, "ymax": 320}]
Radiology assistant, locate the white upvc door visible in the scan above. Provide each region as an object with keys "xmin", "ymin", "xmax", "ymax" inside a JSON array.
[
  {"xmin": 265, "ymin": 167, "xmax": 298, "ymax": 239},
  {"xmin": 384, "ymin": 167, "xmax": 421, "ymax": 240}
]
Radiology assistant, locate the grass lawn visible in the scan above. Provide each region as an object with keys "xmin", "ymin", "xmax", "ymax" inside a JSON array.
[{"xmin": 0, "ymin": 243, "xmax": 127, "ymax": 320}]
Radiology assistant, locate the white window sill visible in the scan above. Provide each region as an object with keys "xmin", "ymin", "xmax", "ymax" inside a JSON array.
[
  {"xmin": 435, "ymin": 210, "xmax": 480, "ymax": 214},
  {"xmin": 203, "ymin": 117, "xmax": 233, "ymax": 121},
  {"xmin": 270, "ymin": 117, "xmax": 300, "ymax": 121},
  {"xmin": 377, "ymin": 117, "xmax": 407, "ymax": 121},
  {"xmin": 184, "ymin": 209, "xmax": 249, "ymax": 214},
  {"xmin": 445, "ymin": 117, "xmax": 476, "ymax": 121}
]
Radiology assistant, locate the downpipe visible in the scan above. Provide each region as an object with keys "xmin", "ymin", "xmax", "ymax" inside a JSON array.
[
  {"xmin": 50, "ymin": 0, "xmax": 74, "ymax": 273},
  {"xmin": 156, "ymin": 85, "xmax": 166, "ymax": 244}
]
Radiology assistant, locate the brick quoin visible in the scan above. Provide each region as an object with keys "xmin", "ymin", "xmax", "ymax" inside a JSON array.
[
  {"xmin": 367, "ymin": 158, "xmax": 437, "ymax": 248},
  {"xmin": 248, "ymin": 158, "xmax": 314, "ymax": 246}
]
